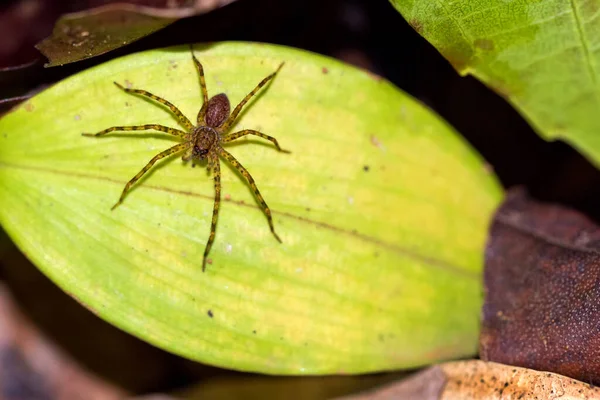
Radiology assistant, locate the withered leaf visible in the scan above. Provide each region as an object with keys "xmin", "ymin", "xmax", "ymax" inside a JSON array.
[
  {"xmin": 481, "ymin": 187, "xmax": 600, "ymax": 384},
  {"xmin": 36, "ymin": 0, "xmax": 235, "ymax": 66},
  {"xmin": 335, "ymin": 361, "xmax": 600, "ymax": 400}
]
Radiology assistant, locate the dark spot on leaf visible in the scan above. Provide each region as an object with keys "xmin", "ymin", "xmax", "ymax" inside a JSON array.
[
  {"xmin": 322, "ymin": 67, "xmax": 328, "ymax": 74},
  {"xmin": 207, "ymin": 310, "xmax": 213, "ymax": 318},
  {"xmin": 252, "ymin": 330, "xmax": 256, "ymax": 334},
  {"xmin": 481, "ymin": 187, "xmax": 600, "ymax": 384},
  {"xmin": 363, "ymin": 165, "xmax": 369, "ymax": 172}
]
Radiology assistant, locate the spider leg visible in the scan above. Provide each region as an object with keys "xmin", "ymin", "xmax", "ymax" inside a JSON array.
[
  {"xmin": 190, "ymin": 48, "xmax": 209, "ymax": 125},
  {"xmin": 218, "ymin": 147, "xmax": 282, "ymax": 243},
  {"xmin": 203, "ymin": 152, "xmax": 221, "ymax": 271},
  {"xmin": 222, "ymin": 129, "xmax": 289, "ymax": 152},
  {"xmin": 82, "ymin": 124, "xmax": 186, "ymax": 138},
  {"xmin": 219, "ymin": 63, "xmax": 284, "ymax": 132},
  {"xmin": 114, "ymin": 82, "xmax": 194, "ymax": 131},
  {"xmin": 111, "ymin": 143, "xmax": 190, "ymax": 210}
]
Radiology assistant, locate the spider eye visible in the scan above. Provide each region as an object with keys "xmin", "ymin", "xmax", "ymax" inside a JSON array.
[{"xmin": 193, "ymin": 145, "xmax": 208, "ymax": 158}]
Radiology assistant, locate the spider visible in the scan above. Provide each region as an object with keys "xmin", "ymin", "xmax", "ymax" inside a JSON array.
[{"xmin": 83, "ymin": 47, "xmax": 288, "ymax": 271}]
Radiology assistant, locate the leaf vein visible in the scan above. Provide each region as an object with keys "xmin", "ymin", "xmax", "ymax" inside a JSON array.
[
  {"xmin": 0, "ymin": 160, "xmax": 478, "ymax": 279},
  {"xmin": 570, "ymin": 0, "xmax": 598, "ymax": 86}
]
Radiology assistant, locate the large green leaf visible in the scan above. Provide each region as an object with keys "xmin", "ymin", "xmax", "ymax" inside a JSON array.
[
  {"xmin": 389, "ymin": 0, "xmax": 600, "ymax": 167},
  {"xmin": 0, "ymin": 42, "xmax": 502, "ymax": 374}
]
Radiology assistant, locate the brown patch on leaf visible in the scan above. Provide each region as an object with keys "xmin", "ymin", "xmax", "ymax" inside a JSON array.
[
  {"xmin": 439, "ymin": 46, "xmax": 473, "ymax": 74},
  {"xmin": 408, "ymin": 18, "xmax": 423, "ymax": 34},
  {"xmin": 481, "ymin": 187, "xmax": 600, "ymax": 384},
  {"xmin": 36, "ymin": 0, "xmax": 236, "ymax": 66},
  {"xmin": 581, "ymin": 0, "xmax": 600, "ymax": 16},
  {"xmin": 474, "ymin": 38, "xmax": 494, "ymax": 51}
]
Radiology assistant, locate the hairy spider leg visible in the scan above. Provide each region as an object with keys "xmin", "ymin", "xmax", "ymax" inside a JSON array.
[
  {"xmin": 222, "ymin": 129, "xmax": 288, "ymax": 152},
  {"xmin": 111, "ymin": 143, "xmax": 190, "ymax": 211},
  {"xmin": 191, "ymin": 50, "xmax": 210, "ymax": 125},
  {"xmin": 219, "ymin": 63, "xmax": 285, "ymax": 132},
  {"xmin": 82, "ymin": 124, "xmax": 187, "ymax": 138},
  {"xmin": 218, "ymin": 147, "xmax": 281, "ymax": 243},
  {"xmin": 203, "ymin": 153, "xmax": 221, "ymax": 271},
  {"xmin": 114, "ymin": 82, "xmax": 194, "ymax": 131}
]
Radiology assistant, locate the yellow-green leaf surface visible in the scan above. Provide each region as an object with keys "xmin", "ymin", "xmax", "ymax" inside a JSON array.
[
  {"xmin": 0, "ymin": 42, "xmax": 502, "ymax": 374},
  {"xmin": 390, "ymin": 0, "xmax": 600, "ymax": 168}
]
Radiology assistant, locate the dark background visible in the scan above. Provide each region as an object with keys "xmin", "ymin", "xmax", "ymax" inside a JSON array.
[{"xmin": 1, "ymin": 0, "xmax": 599, "ymax": 396}]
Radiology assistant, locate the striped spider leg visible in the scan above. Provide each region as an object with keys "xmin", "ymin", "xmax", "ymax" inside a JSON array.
[{"xmin": 83, "ymin": 47, "xmax": 288, "ymax": 271}]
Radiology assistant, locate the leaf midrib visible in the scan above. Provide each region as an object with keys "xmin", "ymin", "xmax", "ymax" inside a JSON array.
[
  {"xmin": 0, "ymin": 160, "xmax": 477, "ymax": 279},
  {"xmin": 569, "ymin": 0, "xmax": 598, "ymax": 86}
]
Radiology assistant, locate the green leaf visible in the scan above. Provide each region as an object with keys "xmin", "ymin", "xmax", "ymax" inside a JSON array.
[
  {"xmin": 389, "ymin": 0, "xmax": 600, "ymax": 168},
  {"xmin": 0, "ymin": 42, "xmax": 502, "ymax": 374}
]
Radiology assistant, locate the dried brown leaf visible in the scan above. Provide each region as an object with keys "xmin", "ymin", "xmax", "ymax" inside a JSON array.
[
  {"xmin": 481, "ymin": 188, "xmax": 600, "ymax": 384},
  {"xmin": 336, "ymin": 360, "xmax": 600, "ymax": 400},
  {"xmin": 36, "ymin": 0, "xmax": 235, "ymax": 66}
]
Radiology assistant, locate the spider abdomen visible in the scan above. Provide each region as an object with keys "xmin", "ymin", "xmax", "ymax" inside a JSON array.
[{"xmin": 204, "ymin": 93, "xmax": 230, "ymax": 128}]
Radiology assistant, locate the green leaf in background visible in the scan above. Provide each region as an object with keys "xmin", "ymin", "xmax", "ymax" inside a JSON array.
[
  {"xmin": 389, "ymin": 0, "xmax": 600, "ymax": 168},
  {"xmin": 0, "ymin": 42, "xmax": 502, "ymax": 374}
]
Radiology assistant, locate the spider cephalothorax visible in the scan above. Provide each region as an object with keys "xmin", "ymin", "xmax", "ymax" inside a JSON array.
[
  {"xmin": 186, "ymin": 126, "xmax": 219, "ymax": 161},
  {"xmin": 83, "ymin": 47, "xmax": 287, "ymax": 271}
]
